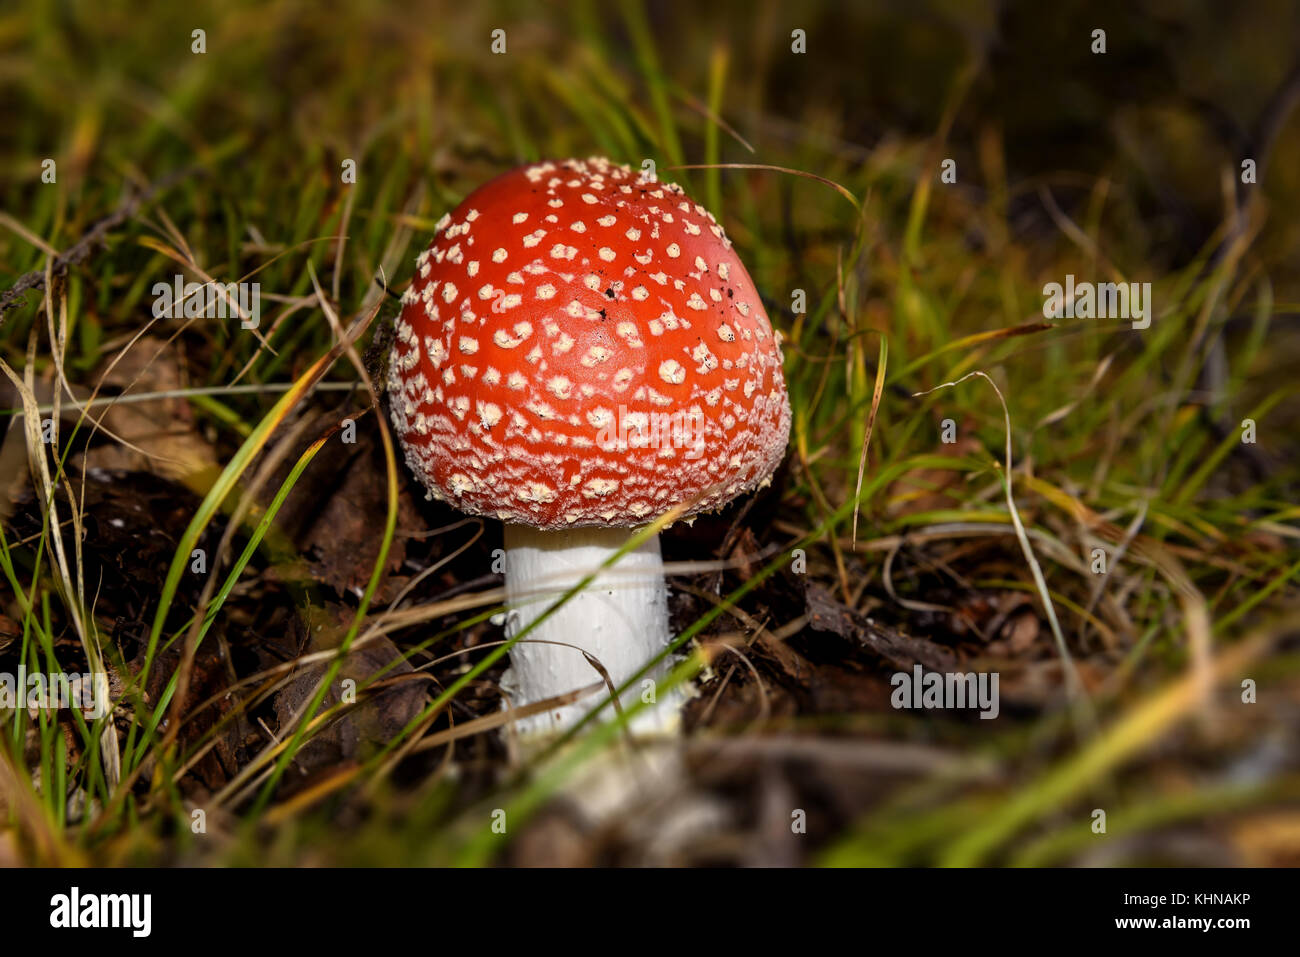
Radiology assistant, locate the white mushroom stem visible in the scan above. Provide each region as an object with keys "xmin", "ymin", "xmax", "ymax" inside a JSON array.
[{"xmin": 500, "ymin": 523, "xmax": 683, "ymax": 735}]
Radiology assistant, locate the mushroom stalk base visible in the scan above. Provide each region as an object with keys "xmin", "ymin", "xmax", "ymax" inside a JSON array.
[{"xmin": 500, "ymin": 523, "xmax": 681, "ymax": 736}]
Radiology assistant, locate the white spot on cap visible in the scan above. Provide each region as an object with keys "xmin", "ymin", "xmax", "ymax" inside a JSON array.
[
  {"xmin": 581, "ymin": 346, "xmax": 612, "ymax": 366},
  {"xmin": 659, "ymin": 359, "xmax": 686, "ymax": 384},
  {"xmin": 518, "ymin": 481, "xmax": 557, "ymax": 503},
  {"xmin": 616, "ymin": 321, "xmax": 644, "ymax": 347},
  {"xmin": 692, "ymin": 342, "xmax": 718, "ymax": 371},
  {"xmin": 426, "ymin": 338, "xmax": 446, "ymax": 366},
  {"xmin": 493, "ymin": 323, "xmax": 532, "ymax": 348},
  {"xmin": 583, "ymin": 478, "xmax": 620, "ymax": 497}
]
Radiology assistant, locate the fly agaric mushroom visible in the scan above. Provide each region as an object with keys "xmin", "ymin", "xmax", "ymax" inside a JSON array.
[{"xmin": 388, "ymin": 157, "xmax": 790, "ymax": 734}]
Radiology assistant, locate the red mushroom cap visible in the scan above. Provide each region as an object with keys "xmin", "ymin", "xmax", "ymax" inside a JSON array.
[{"xmin": 387, "ymin": 156, "xmax": 791, "ymax": 529}]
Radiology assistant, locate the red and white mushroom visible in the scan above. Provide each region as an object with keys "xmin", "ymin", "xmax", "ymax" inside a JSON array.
[{"xmin": 388, "ymin": 157, "xmax": 791, "ymax": 733}]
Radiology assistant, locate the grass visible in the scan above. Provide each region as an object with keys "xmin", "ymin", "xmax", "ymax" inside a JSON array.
[{"xmin": 1, "ymin": 0, "xmax": 1298, "ymax": 866}]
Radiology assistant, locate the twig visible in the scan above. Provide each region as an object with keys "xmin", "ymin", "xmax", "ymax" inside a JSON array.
[{"xmin": 0, "ymin": 166, "xmax": 203, "ymax": 321}]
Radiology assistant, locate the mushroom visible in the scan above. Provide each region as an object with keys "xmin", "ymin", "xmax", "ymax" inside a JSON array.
[{"xmin": 387, "ymin": 157, "xmax": 790, "ymax": 734}]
